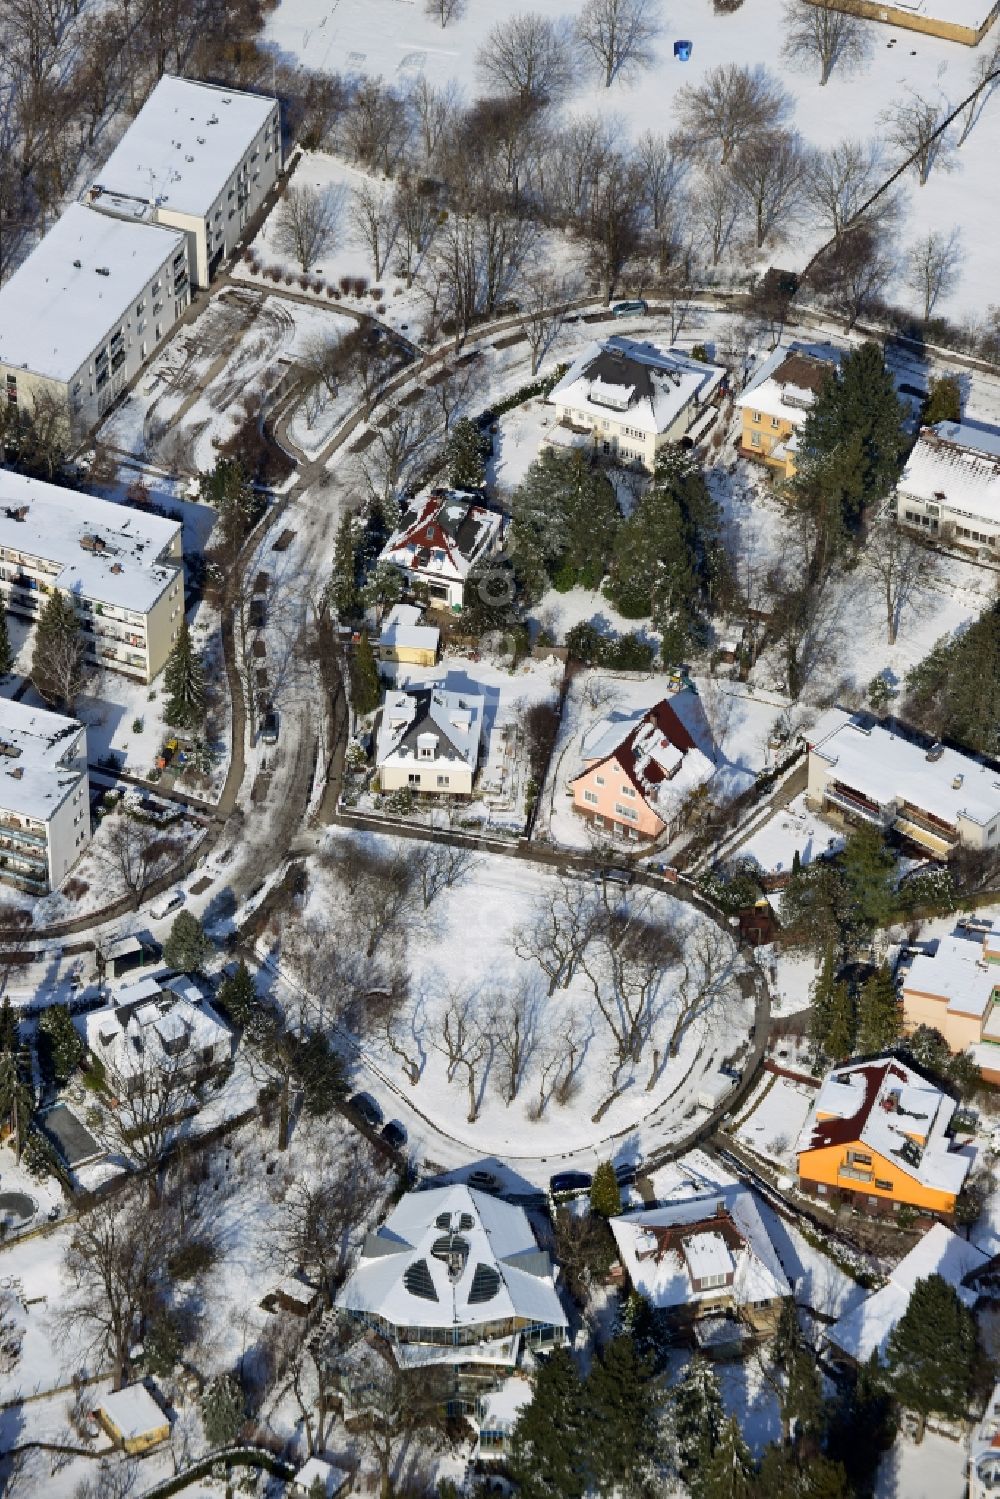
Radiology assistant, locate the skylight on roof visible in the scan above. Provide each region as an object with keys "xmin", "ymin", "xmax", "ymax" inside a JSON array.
[{"xmin": 403, "ymin": 1259, "xmax": 438, "ymax": 1301}]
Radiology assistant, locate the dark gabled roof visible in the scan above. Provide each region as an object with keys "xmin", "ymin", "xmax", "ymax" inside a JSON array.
[
  {"xmin": 802, "ymin": 1060, "xmax": 909, "ymax": 1152},
  {"xmin": 392, "ymin": 689, "xmax": 468, "ymax": 765},
  {"xmin": 772, "ymin": 351, "xmax": 833, "ymax": 397},
  {"xmin": 581, "ymin": 346, "xmax": 658, "ymax": 409},
  {"xmin": 616, "ymin": 699, "xmax": 696, "ymax": 792}
]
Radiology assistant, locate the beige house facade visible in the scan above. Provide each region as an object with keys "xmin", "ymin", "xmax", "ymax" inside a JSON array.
[{"xmin": 804, "ymin": 0, "xmax": 999, "ymax": 45}]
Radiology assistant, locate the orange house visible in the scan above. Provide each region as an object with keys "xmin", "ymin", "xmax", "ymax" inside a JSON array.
[
  {"xmin": 569, "ymin": 697, "xmax": 715, "ymax": 843},
  {"xmin": 796, "ymin": 1057, "xmax": 970, "ymax": 1222}
]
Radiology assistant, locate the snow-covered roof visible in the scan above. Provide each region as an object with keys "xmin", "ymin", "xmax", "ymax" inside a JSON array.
[
  {"xmin": 0, "ymin": 204, "xmax": 185, "ymax": 382},
  {"xmin": 0, "ymin": 700, "xmax": 86, "ymax": 826},
  {"xmin": 550, "ymin": 336, "xmax": 724, "ymax": 436},
  {"xmin": 83, "ymin": 973, "xmax": 231, "ymax": 1084},
  {"xmin": 337, "ymin": 1184, "xmax": 567, "ymax": 1339},
  {"xmin": 898, "ymin": 423, "xmax": 1000, "ymax": 526},
  {"xmin": 376, "ymin": 685, "xmax": 484, "ymax": 772},
  {"xmin": 735, "ymin": 341, "xmax": 841, "ymax": 427},
  {"xmin": 95, "ymin": 1383, "xmax": 169, "ymax": 1440},
  {"xmin": 826, "ymin": 1222, "xmax": 987, "ymax": 1363},
  {"xmin": 574, "ymin": 696, "xmax": 715, "ymax": 824},
  {"xmin": 903, "ymin": 932, "xmax": 1000, "ymax": 1020},
  {"xmin": 809, "ymin": 713, "xmax": 1000, "ymax": 831},
  {"xmin": 382, "ymin": 491, "xmax": 505, "ymax": 587},
  {"xmin": 883, "ymin": 0, "xmax": 999, "ymax": 28},
  {"xmin": 797, "ymin": 1057, "xmax": 970, "ymax": 1198},
  {"xmin": 378, "ymin": 604, "xmax": 439, "ymax": 655},
  {"xmin": 292, "ymin": 1457, "xmax": 349, "ymax": 1496},
  {"xmin": 0, "ymin": 471, "xmax": 182, "ymax": 613},
  {"xmin": 90, "ymin": 75, "xmax": 277, "ymax": 220},
  {"xmin": 610, "ymin": 1187, "xmax": 791, "ymax": 1311}
]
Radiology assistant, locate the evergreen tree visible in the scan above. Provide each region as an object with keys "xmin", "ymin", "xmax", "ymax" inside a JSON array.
[
  {"xmin": 200, "ymin": 457, "xmax": 258, "ymax": 557},
  {"xmin": 216, "ymin": 960, "xmax": 263, "ymax": 1034},
  {"xmin": 361, "ymin": 562, "xmax": 404, "ymax": 615},
  {"xmin": 756, "ymin": 1447, "xmax": 850, "ymax": 1499},
  {"xmin": 31, "ymin": 590, "xmax": 85, "ymax": 711},
  {"xmin": 780, "ymin": 862, "xmax": 847, "ymax": 956},
  {"xmin": 923, "ymin": 375, "xmax": 961, "ymax": 426},
  {"xmin": 329, "ymin": 512, "xmax": 360, "ymax": 620},
  {"xmin": 904, "ymin": 604, "xmax": 1000, "ymax": 757},
  {"xmin": 565, "ymin": 621, "xmax": 607, "ymax": 665},
  {"xmin": 795, "ymin": 341, "xmax": 907, "ymax": 531},
  {"xmin": 823, "ymin": 980, "xmax": 857, "ymax": 1061},
  {"xmin": 350, "ymin": 631, "xmax": 381, "ymax": 717},
  {"xmin": 163, "ymin": 622, "xmax": 205, "ymax": 730},
  {"xmin": 826, "ymin": 1350, "xmax": 897, "ymax": 1494},
  {"xmin": 510, "ymin": 449, "xmax": 619, "ymax": 602},
  {"xmin": 200, "ymin": 1373, "xmax": 245, "ymax": 1448},
  {"xmin": 857, "ymin": 964, "xmax": 902, "ymax": 1055},
  {"xmin": 509, "ymin": 1348, "xmax": 590, "ymax": 1499},
  {"xmin": 698, "ymin": 1414, "xmax": 754, "ymax": 1499},
  {"xmin": 447, "ymin": 417, "xmax": 491, "ymax": 490},
  {"xmin": 673, "ymin": 1357, "xmax": 726, "ymax": 1496},
  {"xmin": 163, "ymin": 909, "xmax": 213, "ymax": 973},
  {"xmin": 840, "ymin": 823, "xmax": 896, "ymax": 934},
  {"xmin": 771, "ymin": 1300, "xmax": 824, "ymax": 1448},
  {"xmin": 585, "ymin": 1334, "xmax": 662, "ymax": 1498},
  {"xmin": 38, "ymin": 1003, "xmax": 84, "ymax": 1083},
  {"xmin": 0, "ymin": 1006, "xmax": 31, "ymax": 1163},
  {"xmin": 883, "ymin": 1273, "xmax": 978, "ymax": 1430},
  {"xmin": 589, "ymin": 1161, "xmax": 622, "ymax": 1218},
  {"xmin": 0, "ymin": 607, "xmax": 12, "ymax": 677},
  {"xmin": 809, "ymin": 946, "xmax": 838, "ymax": 1051}
]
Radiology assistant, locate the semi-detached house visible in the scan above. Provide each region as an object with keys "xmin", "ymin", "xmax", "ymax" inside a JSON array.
[
  {"xmin": 0, "ymin": 473, "xmax": 185, "ymax": 683},
  {"xmin": 0, "ymin": 700, "xmax": 91, "ymax": 894},
  {"xmin": 896, "ymin": 421, "xmax": 1000, "ymax": 559}
]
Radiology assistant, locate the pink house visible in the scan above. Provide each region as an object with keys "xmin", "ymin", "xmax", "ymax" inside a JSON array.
[{"xmin": 569, "ymin": 698, "xmax": 715, "ymax": 842}]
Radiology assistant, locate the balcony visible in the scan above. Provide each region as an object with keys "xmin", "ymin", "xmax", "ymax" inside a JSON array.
[
  {"xmin": 0, "ymin": 820, "xmax": 47, "ymax": 848},
  {"xmin": 823, "ymin": 784, "xmax": 892, "ymax": 828},
  {"xmin": 837, "ymin": 1164, "xmax": 873, "ymax": 1183},
  {"xmin": 894, "ymin": 806, "xmax": 959, "ymax": 856}
]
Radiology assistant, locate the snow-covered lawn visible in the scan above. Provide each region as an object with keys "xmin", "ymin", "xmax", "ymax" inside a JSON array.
[
  {"xmin": 875, "ymin": 1428, "xmax": 968, "ymax": 1499},
  {"xmin": 739, "ymin": 792, "xmax": 844, "ymax": 877},
  {"xmin": 734, "ymin": 1073, "xmax": 816, "ymax": 1173},
  {"xmin": 762, "ymin": 945, "xmax": 820, "ymax": 1018}
]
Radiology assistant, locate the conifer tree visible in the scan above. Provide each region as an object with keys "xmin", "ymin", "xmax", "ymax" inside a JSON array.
[
  {"xmin": 699, "ymin": 1415, "xmax": 754, "ymax": 1499},
  {"xmin": 0, "ymin": 607, "xmax": 12, "ymax": 677},
  {"xmin": 329, "ymin": 513, "xmax": 360, "ymax": 620},
  {"xmin": 510, "ymin": 449, "xmax": 620, "ymax": 602},
  {"xmin": 823, "ymin": 977, "xmax": 856, "ymax": 1061},
  {"xmin": 904, "ymin": 604, "xmax": 1000, "ymax": 758},
  {"xmin": 809, "ymin": 945, "xmax": 838, "ymax": 1051},
  {"xmin": 163, "ymin": 909, "xmax": 212, "ymax": 973},
  {"xmin": 509, "ymin": 1348, "xmax": 589, "ymax": 1499},
  {"xmin": 884, "ymin": 1273, "xmax": 978, "ymax": 1433},
  {"xmin": 589, "ymin": 1161, "xmax": 622, "ymax": 1218},
  {"xmin": 38, "ymin": 1003, "xmax": 84, "ymax": 1082},
  {"xmin": 826, "ymin": 1350, "xmax": 897, "ymax": 1493},
  {"xmin": 447, "ymin": 417, "xmax": 491, "ymax": 490},
  {"xmin": 31, "ymin": 590, "xmax": 85, "ymax": 711},
  {"xmin": 585, "ymin": 1335, "xmax": 662, "ymax": 1497},
  {"xmin": 673, "ymin": 1357, "xmax": 726, "ymax": 1496},
  {"xmin": 350, "ymin": 631, "xmax": 381, "ymax": 717},
  {"xmin": 200, "ymin": 1373, "xmax": 244, "ymax": 1448},
  {"xmin": 163, "ymin": 622, "xmax": 206, "ymax": 730},
  {"xmin": 857, "ymin": 963, "xmax": 902, "ymax": 1055},
  {"xmin": 217, "ymin": 960, "xmax": 261, "ymax": 1033},
  {"xmin": 923, "ymin": 375, "xmax": 961, "ymax": 426},
  {"xmin": 771, "ymin": 1301, "xmax": 823, "ymax": 1447},
  {"xmin": 840, "ymin": 823, "xmax": 896, "ymax": 934}
]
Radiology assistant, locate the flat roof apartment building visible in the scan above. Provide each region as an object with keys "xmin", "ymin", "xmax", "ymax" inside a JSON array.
[
  {"xmin": 0, "ymin": 474, "xmax": 184, "ymax": 683},
  {"xmin": 87, "ymin": 76, "xmax": 281, "ymax": 288},
  {"xmin": 0, "ymin": 700, "xmax": 91, "ymax": 894},
  {"xmin": 0, "ymin": 204, "xmax": 189, "ymax": 439}
]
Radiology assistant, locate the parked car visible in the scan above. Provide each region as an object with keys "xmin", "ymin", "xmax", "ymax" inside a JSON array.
[
  {"xmin": 349, "ymin": 1093, "xmax": 383, "ymax": 1129},
  {"xmin": 260, "ymin": 711, "xmax": 279, "ymax": 745},
  {"xmin": 610, "ymin": 299, "xmax": 648, "ymax": 317},
  {"xmin": 149, "ymin": 887, "xmax": 185, "ymax": 921},
  {"xmin": 250, "ymin": 599, "xmax": 267, "ymax": 629},
  {"xmin": 613, "ymin": 1161, "xmax": 641, "ymax": 1186},
  {"xmin": 599, "ymin": 866, "xmax": 633, "ymax": 886},
  {"xmin": 381, "ymin": 1120, "xmax": 407, "ymax": 1151},
  {"xmin": 468, "ymin": 1168, "xmax": 501, "ymax": 1194},
  {"xmin": 549, "ymin": 1170, "xmax": 593, "ymax": 1196}
]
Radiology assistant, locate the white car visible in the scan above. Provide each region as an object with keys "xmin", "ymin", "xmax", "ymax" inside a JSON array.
[{"xmin": 149, "ymin": 888, "xmax": 185, "ymax": 921}]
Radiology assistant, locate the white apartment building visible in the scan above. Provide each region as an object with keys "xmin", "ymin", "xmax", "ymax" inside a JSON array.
[
  {"xmin": 87, "ymin": 76, "xmax": 281, "ymax": 288},
  {"xmin": 543, "ymin": 336, "xmax": 726, "ymax": 472},
  {"xmin": 0, "ymin": 700, "xmax": 91, "ymax": 893},
  {"xmin": 0, "ymin": 203, "xmax": 189, "ymax": 439},
  {"xmin": 897, "ymin": 421, "xmax": 1000, "ymax": 559},
  {"xmin": 0, "ymin": 474, "xmax": 185, "ymax": 683},
  {"xmin": 806, "ymin": 708, "xmax": 1000, "ymax": 857}
]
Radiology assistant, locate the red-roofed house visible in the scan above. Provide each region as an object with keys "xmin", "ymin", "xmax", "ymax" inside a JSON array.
[
  {"xmin": 568, "ymin": 697, "xmax": 715, "ymax": 842},
  {"xmin": 378, "ymin": 490, "xmax": 507, "ymax": 612}
]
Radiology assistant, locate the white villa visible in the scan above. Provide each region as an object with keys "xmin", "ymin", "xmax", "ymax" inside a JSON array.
[
  {"xmin": 376, "ymin": 685, "xmax": 484, "ymax": 797},
  {"xmin": 544, "ymin": 336, "xmax": 725, "ymax": 472},
  {"xmin": 806, "ymin": 709, "xmax": 1000, "ymax": 857},
  {"xmin": 896, "ymin": 421, "xmax": 1000, "ymax": 559},
  {"xmin": 0, "ymin": 701, "xmax": 91, "ymax": 894},
  {"xmin": 83, "ymin": 973, "xmax": 232, "ymax": 1097},
  {"xmin": 379, "ymin": 491, "xmax": 506, "ymax": 613}
]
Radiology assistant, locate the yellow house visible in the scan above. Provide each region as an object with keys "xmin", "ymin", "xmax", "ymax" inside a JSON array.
[
  {"xmin": 902, "ymin": 926, "xmax": 1000, "ymax": 1082},
  {"xmin": 804, "ymin": 0, "xmax": 1000, "ymax": 46},
  {"xmin": 796, "ymin": 1057, "xmax": 970, "ymax": 1222},
  {"xmin": 377, "ymin": 604, "xmax": 440, "ymax": 670},
  {"xmin": 735, "ymin": 345, "xmax": 839, "ymax": 479},
  {"xmin": 94, "ymin": 1384, "xmax": 171, "ymax": 1454}
]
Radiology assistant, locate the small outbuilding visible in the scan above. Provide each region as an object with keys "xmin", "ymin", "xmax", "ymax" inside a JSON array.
[
  {"xmin": 93, "ymin": 1383, "xmax": 171, "ymax": 1454},
  {"xmin": 292, "ymin": 1456, "xmax": 351, "ymax": 1496}
]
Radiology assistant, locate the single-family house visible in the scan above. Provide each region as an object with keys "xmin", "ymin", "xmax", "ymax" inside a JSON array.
[
  {"xmin": 93, "ymin": 1384, "xmax": 171, "ymax": 1453},
  {"xmin": 569, "ymin": 696, "xmax": 715, "ymax": 842},
  {"xmin": 896, "ymin": 421, "xmax": 1000, "ymax": 559},
  {"xmin": 376, "ymin": 604, "xmax": 440, "ymax": 670},
  {"xmin": 802, "ymin": 0, "xmax": 999, "ymax": 46},
  {"xmin": 375, "ymin": 685, "xmax": 484, "ymax": 797},
  {"xmin": 795, "ymin": 1057, "xmax": 972, "ymax": 1222},
  {"xmin": 826, "ymin": 1222, "xmax": 986, "ymax": 1365},
  {"xmin": 901, "ymin": 923, "xmax": 1000, "ymax": 1083},
  {"xmin": 83, "ymin": 973, "xmax": 232, "ymax": 1097},
  {"xmin": 291, "ymin": 1457, "xmax": 351, "ymax": 1497},
  {"xmin": 378, "ymin": 491, "xmax": 507, "ymax": 613},
  {"xmin": 735, "ymin": 343, "xmax": 840, "ymax": 479},
  {"xmin": 544, "ymin": 336, "xmax": 725, "ymax": 472},
  {"xmin": 806, "ymin": 708, "xmax": 1000, "ymax": 857},
  {"xmin": 337, "ymin": 1184, "xmax": 567, "ymax": 1422},
  {"xmin": 970, "ymin": 1379, "xmax": 1000, "ymax": 1498},
  {"xmin": 610, "ymin": 1188, "xmax": 791, "ymax": 1349}
]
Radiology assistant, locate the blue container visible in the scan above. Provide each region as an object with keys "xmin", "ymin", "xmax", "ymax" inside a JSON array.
[{"xmin": 674, "ymin": 39, "xmax": 693, "ymax": 60}]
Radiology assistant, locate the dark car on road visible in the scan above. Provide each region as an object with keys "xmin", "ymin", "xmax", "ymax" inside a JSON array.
[
  {"xmin": 381, "ymin": 1120, "xmax": 407, "ymax": 1151},
  {"xmin": 349, "ymin": 1093, "xmax": 383, "ymax": 1129},
  {"xmin": 549, "ymin": 1170, "xmax": 593, "ymax": 1197},
  {"xmin": 260, "ymin": 710, "xmax": 279, "ymax": 745},
  {"xmin": 468, "ymin": 1168, "xmax": 501, "ymax": 1194}
]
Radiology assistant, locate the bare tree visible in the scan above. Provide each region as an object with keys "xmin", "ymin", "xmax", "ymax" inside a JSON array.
[
  {"xmin": 863, "ymin": 519, "xmax": 934, "ymax": 645},
  {"xmin": 267, "ymin": 1135, "xmax": 376, "ymax": 1306},
  {"xmin": 692, "ymin": 165, "xmax": 743, "ymax": 265},
  {"xmin": 476, "ymin": 12, "xmax": 577, "ymax": 103},
  {"xmin": 358, "ymin": 394, "xmax": 443, "ymax": 508},
  {"xmin": 378, "ymin": 995, "xmax": 426, "ymax": 1085},
  {"xmin": 87, "ymin": 1048, "xmax": 197, "ymax": 1191},
  {"xmin": 732, "ymin": 130, "xmax": 807, "ymax": 248},
  {"xmin": 511, "ymin": 875, "xmax": 597, "ymax": 994},
  {"xmin": 322, "ymin": 841, "xmax": 416, "ymax": 960},
  {"xmin": 634, "ymin": 129, "xmax": 686, "ymax": 232},
  {"xmin": 350, "ymin": 181, "xmax": 398, "ymax": 280},
  {"xmin": 907, "ymin": 228, "xmax": 964, "ymax": 321},
  {"xmin": 412, "ymin": 842, "xmax": 474, "ymax": 908},
  {"xmin": 517, "ymin": 267, "xmax": 575, "ymax": 376},
  {"xmin": 409, "ymin": 76, "xmax": 461, "ymax": 170},
  {"xmin": 667, "ymin": 925, "xmax": 737, "ymax": 1057},
  {"xmin": 424, "ymin": 0, "xmax": 464, "ymax": 26},
  {"xmin": 881, "ymin": 91, "xmax": 957, "ymax": 186},
  {"xmin": 677, "ymin": 63, "xmax": 791, "ymax": 165},
  {"xmin": 391, "ymin": 177, "xmax": 439, "ymax": 285},
  {"xmin": 272, "ymin": 183, "xmax": 342, "ymax": 272},
  {"xmin": 781, "ymin": 0, "xmax": 872, "ymax": 86},
  {"xmin": 804, "ymin": 222, "xmax": 896, "ymax": 331},
  {"xmin": 805, "ymin": 137, "xmax": 893, "ymax": 241},
  {"xmin": 102, "ymin": 812, "xmax": 181, "ymax": 908},
  {"xmin": 427, "ymin": 361, "xmax": 475, "ymax": 436},
  {"xmin": 488, "ymin": 981, "xmax": 541, "ymax": 1104},
  {"xmin": 430, "ymin": 990, "xmax": 488, "ymax": 1119},
  {"xmin": 576, "ymin": 0, "xmax": 662, "ymax": 88},
  {"xmin": 580, "ymin": 893, "xmax": 681, "ymax": 1073},
  {"xmin": 581, "ymin": 150, "xmax": 645, "ymax": 299},
  {"xmin": 956, "ymin": 38, "xmax": 1000, "ymax": 146},
  {"xmin": 343, "ymin": 79, "xmax": 412, "ymax": 173}
]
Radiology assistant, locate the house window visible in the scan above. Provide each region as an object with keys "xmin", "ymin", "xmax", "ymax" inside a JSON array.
[
  {"xmin": 750, "ymin": 432, "xmax": 761, "ymax": 448},
  {"xmin": 751, "ymin": 411, "xmax": 761, "ymax": 423},
  {"xmin": 436, "ymin": 775, "xmax": 450, "ymax": 787},
  {"xmin": 621, "ymin": 786, "xmax": 636, "ymax": 798},
  {"xmin": 595, "ymin": 774, "xmax": 605, "ymax": 786},
  {"xmin": 816, "ymin": 1184, "xmax": 827, "ymax": 1195},
  {"xmin": 418, "ymin": 746, "xmax": 433, "ymax": 759},
  {"xmin": 614, "ymin": 804, "xmax": 638, "ymax": 821},
  {"xmin": 875, "ymin": 1178, "xmax": 893, "ymax": 1191},
  {"xmin": 583, "ymin": 790, "xmax": 599, "ymax": 805},
  {"xmin": 848, "ymin": 1150, "xmax": 872, "ymax": 1166},
  {"xmin": 407, "ymin": 773, "xmax": 420, "ymax": 785}
]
